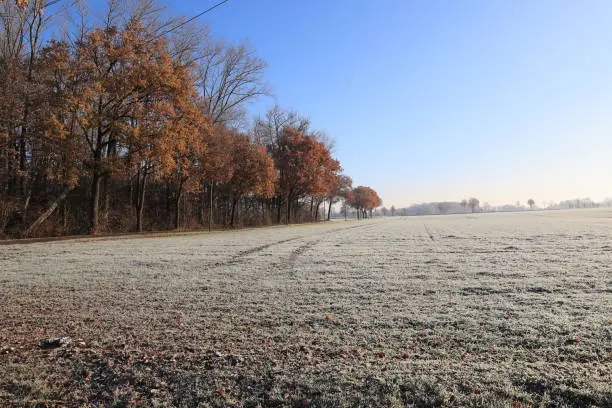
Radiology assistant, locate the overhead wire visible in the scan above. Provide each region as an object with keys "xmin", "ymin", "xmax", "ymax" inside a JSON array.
[{"xmin": 151, "ymin": 0, "xmax": 231, "ymax": 41}]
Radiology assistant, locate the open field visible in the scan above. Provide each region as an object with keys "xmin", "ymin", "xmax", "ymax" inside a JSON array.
[{"xmin": 1, "ymin": 209, "xmax": 611, "ymax": 407}]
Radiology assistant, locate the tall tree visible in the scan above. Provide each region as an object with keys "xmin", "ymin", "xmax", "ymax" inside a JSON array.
[
  {"xmin": 326, "ymin": 174, "xmax": 352, "ymax": 221},
  {"xmin": 347, "ymin": 186, "xmax": 382, "ymax": 219},
  {"xmin": 0, "ymin": 0, "xmax": 58, "ymax": 226},
  {"xmin": 196, "ymin": 43, "xmax": 269, "ymax": 126},
  {"xmin": 43, "ymin": 20, "xmax": 201, "ymax": 233},
  {"xmin": 273, "ymin": 127, "xmax": 340, "ymax": 224},
  {"xmin": 222, "ymin": 133, "xmax": 276, "ymax": 227},
  {"xmin": 468, "ymin": 197, "xmax": 480, "ymax": 213}
]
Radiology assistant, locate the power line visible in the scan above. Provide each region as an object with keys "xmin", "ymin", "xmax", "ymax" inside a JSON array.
[
  {"xmin": 1, "ymin": 0, "xmax": 231, "ymax": 38},
  {"xmin": 152, "ymin": 0, "xmax": 231, "ymax": 40}
]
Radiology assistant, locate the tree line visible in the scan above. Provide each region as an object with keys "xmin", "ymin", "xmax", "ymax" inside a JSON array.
[
  {"xmin": 382, "ymin": 196, "xmax": 612, "ymax": 216},
  {"xmin": 0, "ymin": 0, "xmax": 382, "ymax": 237}
]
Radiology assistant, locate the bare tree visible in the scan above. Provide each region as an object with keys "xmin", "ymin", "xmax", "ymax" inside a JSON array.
[
  {"xmin": 164, "ymin": 19, "xmax": 270, "ymax": 128},
  {"xmin": 196, "ymin": 42, "xmax": 269, "ymax": 127},
  {"xmin": 0, "ymin": 0, "xmax": 63, "ymax": 215},
  {"xmin": 460, "ymin": 199, "xmax": 468, "ymax": 212},
  {"xmin": 468, "ymin": 197, "xmax": 479, "ymax": 213},
  {"xmin": 252, "ymin": 105, "xmax": 310, "ymax": 148},
  {"xmin": 326, "ymin": 174, "xmax": 352, "ymax": 221},
  {"xmin": 0, "ymin": 0, "xmax": 27, "ymax": 61}
]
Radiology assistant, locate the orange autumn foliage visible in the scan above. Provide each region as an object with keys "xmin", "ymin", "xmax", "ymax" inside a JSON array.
[
  {"xmin": 275, "ymin": 127, "xmax": 341, "ymax": 199},
  {"xmin": 347, "ymin": 185, "xmax": 382, "ymax": 216},
  {"xmin": 0, "ymin": 9, "xmax": 382, "ymax": 236},
  {"xmin": 225, "ymin": 133, "xmax": 276, "ymax": 200}
]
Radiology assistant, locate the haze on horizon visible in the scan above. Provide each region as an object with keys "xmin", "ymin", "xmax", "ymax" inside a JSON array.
[{"xmin": 172, "ymin": 0, "xmax": 612, "ymax": 208}]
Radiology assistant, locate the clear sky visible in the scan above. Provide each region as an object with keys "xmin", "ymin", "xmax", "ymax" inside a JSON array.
[{"xmin": 171, "ymin": 0, "xmax": 612, "ymax": 207}]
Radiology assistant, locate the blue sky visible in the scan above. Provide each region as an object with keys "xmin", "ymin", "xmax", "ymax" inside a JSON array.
[{"xmin": 149, "ymin": 1, "xmax": 612, "ymax": 206}]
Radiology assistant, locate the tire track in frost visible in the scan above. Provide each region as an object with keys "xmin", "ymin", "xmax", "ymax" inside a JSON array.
[
  {"xmin": 209, "ymin": 236, "xmax": 303, "ymax": 268},
  {"xmin": 423, "ymin": 223, "xmax": 435, "ymax": 241},
  {"xmin": 279, "ymin": 221, "xmax": 385, "ymax": 275},
  {"xmin": 206, "ymin": 221, "xmax": 383, "ymax": 270}
]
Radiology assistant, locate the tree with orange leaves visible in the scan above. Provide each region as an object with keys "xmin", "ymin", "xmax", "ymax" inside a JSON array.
[
  {"xmin": 222, "ymin": 133, "xmax": 276, "ymax": 227},
  {"xmin": 0, "ymin": 2, "xmax": 386, "ymax": 238},
  {"xmin": 38, "ymin": 20, "xmax": 204, "ymax": 233},
  {"xmin": 347, "ymin": 186, "xmax": 382, "ymax": 219},
  {"xmin": 156, "ymin": 99, "xmax": 215, "ymax": 230},
  {"xmin": 273, "ymin": 127, "xmax": 341, "ymax": 224},
  {"xmin": 1, "ymin": 0, "xmax": 29, "ymax": 8},
  {"xmin": 306, "ymin": 140, "xmax": 342, "ymax": 221},
  {"xmin": 326, "ymin": 174, "xmax": 352, "ymax": 221}
]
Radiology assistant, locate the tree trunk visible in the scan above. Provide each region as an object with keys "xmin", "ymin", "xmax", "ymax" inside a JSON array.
[
  {"xmin": 327, "ymin": 199, "xmax": 333, "ymax": 221},
  {"xmin": 230, "ymin": 197, "xmax": 238, "ymax": 228},
  {"xmin": 102, "ymin": 174, "xmax": 110, "ymax": 228},
  {"xmin": 209, "ymin": 182, "xmax": 214, "ymax": 232},
  {"xmin": 315, "ymin": 200, "xmax": 322, "ymax": 221},
  {"xmin": 24, "ymin": 186, "xmax": 72, "ymax": 237},
  {"xmin": 102, "ymin": 140, "xmax": 117, "ymax": 227},
  {"xmin": 175, "ymin": 192, "xmax": 182, "ymax": 230},
  {"xmin": 262, "ymin": 200, "xmax": 266, "ymax": 225},
  {"xmin": 136, "ymin": 171, "xmax": 147, "ymax": 232},
  {"xmin": 276, "ymin": 196, "xmax": 283, "ymax": 224},
  {"xmin": 22, "ymin": 189, "xmax": 31, "ymax": 222},
  {"xmin": 309, "ymin": 198, "xmax": 314, "ymax": 221},
  {"xmin": 61, "ymin": 199, "xmax": 68, "ymax": 231},
  {"xmin": 90, "ymin": 173, "xmax": 101, "ymax": 234},
  {"xmin": 286, "ymin": 196, "xmax": 291, "ymax": 224}
]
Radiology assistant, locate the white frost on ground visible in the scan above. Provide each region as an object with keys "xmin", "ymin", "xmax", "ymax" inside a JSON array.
[{"xmin": 1, "ymin": 209, "xmax": 611, "ymax": 406}]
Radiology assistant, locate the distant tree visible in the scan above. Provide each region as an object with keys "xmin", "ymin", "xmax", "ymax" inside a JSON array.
[
  {"xmin": 346, "ymin": 186, "xmax": 382, "ymax": 219},
  {"xmin": 326, "ymin": 174, "xmax": 352, "ymax": 221},
  {"xmin": 468, "ymin": 197, "xmax": 480, "ymax": 213},
  {"xmin": 273, "ymin": 127, "xmax": 341, "ymax": 224},
  {"xmin": 527, "ymin": 198, "xmax": 535, "ymax": 210},
  {"xmin": 381, "ymin": 207, "xmax": 388, "ymax": 216},
  {"xmin": 460, "ymin": 199, "xmax": 468, "ymax": 212}
]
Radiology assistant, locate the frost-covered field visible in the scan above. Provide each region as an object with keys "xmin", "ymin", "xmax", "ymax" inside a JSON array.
[{"xmin": 1, "ymin": 210, "xmax": 611, "ymax": 407}]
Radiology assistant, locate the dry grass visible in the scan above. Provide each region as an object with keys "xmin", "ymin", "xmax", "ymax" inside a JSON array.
[{"xmin": 1, "ymin": 210, "xmax": 611, "ymax": 407}]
